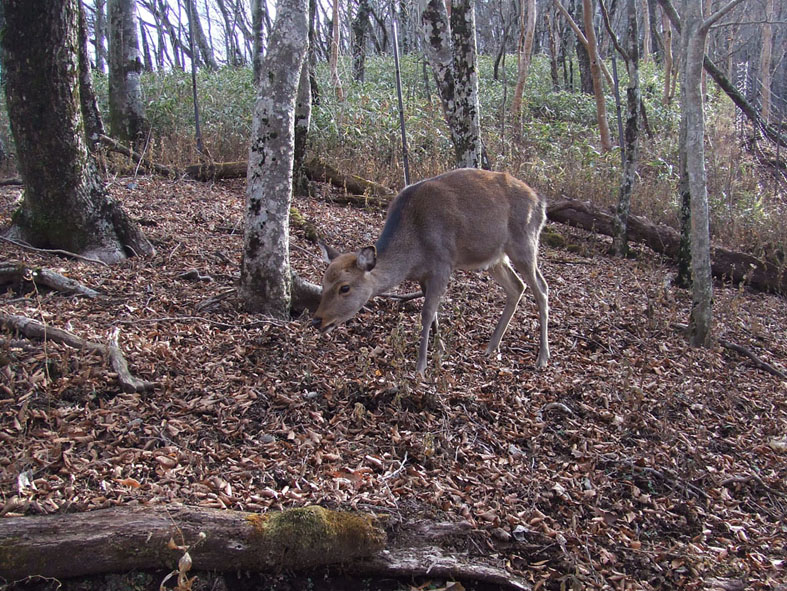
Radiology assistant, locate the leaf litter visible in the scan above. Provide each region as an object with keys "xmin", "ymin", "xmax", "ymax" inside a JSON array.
[{"xmin": 1, "ymin": 177, "xmax": 786, "ymax": 590}]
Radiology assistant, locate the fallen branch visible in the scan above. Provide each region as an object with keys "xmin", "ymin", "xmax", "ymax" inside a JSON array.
[
  {"xmin": 99, "ymin": 134, "xmax": 177, "ymax": 178},
  {"xmin": 719, "ymin": 338, "xmax": 787, "ymax": 380},
  {"xmin": 303, "ymin": 157, "xmax": 394, "ymax": 199},
  {"xmin": 0, "ymin": 261, "xmax": 100, "ymax": 298},
  {"xmin": 0, "ymin": 312, "xmax": 156, "ymax": 393}
]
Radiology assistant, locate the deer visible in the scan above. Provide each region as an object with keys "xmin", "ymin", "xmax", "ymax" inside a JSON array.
[{"xmin": 312, "ymin": 168, "xmax": 549, "ymax": 375}]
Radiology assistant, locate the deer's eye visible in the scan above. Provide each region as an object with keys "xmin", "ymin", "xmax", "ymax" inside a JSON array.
[{"xmin": 339, "ymin": 285, "xmax": 350, "ymax": 294}]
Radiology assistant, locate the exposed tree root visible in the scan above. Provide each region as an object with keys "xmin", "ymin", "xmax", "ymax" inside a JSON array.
[{"xmin": 0, "ymin": 313, "xmax": 156, "ymax": 393}]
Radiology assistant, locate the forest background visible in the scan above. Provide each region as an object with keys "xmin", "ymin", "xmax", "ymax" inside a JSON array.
[{"xmin": 1, "ymin": 1, "xmax": 786, "ymax": 590}]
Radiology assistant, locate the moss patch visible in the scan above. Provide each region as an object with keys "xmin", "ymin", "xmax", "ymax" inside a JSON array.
[{"xmin": 246, "ymin": 506, "xmax": 386, "ymax": 568}]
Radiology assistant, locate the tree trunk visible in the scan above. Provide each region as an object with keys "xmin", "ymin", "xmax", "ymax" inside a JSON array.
[
  {"xmin": 330, "ymin": 0, "xmax": 344, "ymax": 99},
  {"xmin": 108, "ymin": 0, "xmax": 148, "ymax": 144},
  {"xmin": 79, "ymin": 2, "xmax": 106, "ymax": 148},
  {"xmin": 185, "ymin": 0, "xmax": 218, "ymax": 70},
  {"xmin": 139, "ymin": 17, "xmax": 154, "ymax": 71},
  {"xmin": 94, "ymin": 0, "xmax": 108, "ymax": 72},
  {"xmin": 294, "ymin": 55, "xmax": 313, "ymax": 194},
  {"xmin": 546, "ymin": 9, "xmax": 561, "ymax": 91},
  {"xmin": 240, "ymin": 0, "xmax": 309, "ymax": 316},
  {"xmin": 582, "ymin": 0, "xmax": 613, "ymax": 152},
  {"xmin": 510, "ymin": 0, "xmax": 536, "ymax": 118},
  {"xmin": 609, "ymin": 0, "xmax": 641, "ymax": 257},
  {"xmin": 662, "ymin": 7, "xmax": 673, "ymax": 105},
  {"xmin": 1, "ymin": 0, "xmax": 154, "ymax": 265},
  {"xmin": 449, "ymin": 0, "xmax": 483, "ymax": 167},
  {"xmin": 421, "ymin": 0, "xmax": 484, "ymax": 169},
  {"xmin": 352, "ymin": 0, "xmax": 371, "ymax": 82},
  {"xmin": 759, "ymin": 0, "xmax": 773, "ymax": 123},
  {"xmin": 251, "ymin": 0, "xmax": 265, "ymax": 84},
  {"xmin": 640, "ymin": 0, "xmax": 651, "ymax": 63}
]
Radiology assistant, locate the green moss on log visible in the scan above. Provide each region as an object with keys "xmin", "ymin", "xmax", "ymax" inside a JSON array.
[{"xmin": 246, "ymin": 505, "xmax": 386, "ymax": 568}]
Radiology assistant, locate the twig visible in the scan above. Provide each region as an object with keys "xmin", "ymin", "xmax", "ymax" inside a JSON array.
[
  {"xmin": 381, "ymin": 291, "xmax": 423, "ymax": 302},
  {"xmin": 718, "ymin": 338, "xmax": 787, "ymax": 380},
  {"xmin": 0, "ymin": 235, "xmax": 110, "ymax": 267},
  {"xmin": 99, "ymin": 134, "xmax": 177, "ymax": 178}
]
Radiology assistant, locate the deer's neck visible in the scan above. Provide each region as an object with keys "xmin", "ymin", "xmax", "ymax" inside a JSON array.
[{"xmin": 370, "ymin": 248, "xmax": 414, "ymax": 295}]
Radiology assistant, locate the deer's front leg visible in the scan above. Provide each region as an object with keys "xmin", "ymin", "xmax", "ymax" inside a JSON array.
[{"xmin": 416, "ymin": 275, "xmax": 449, "ymax": 375}]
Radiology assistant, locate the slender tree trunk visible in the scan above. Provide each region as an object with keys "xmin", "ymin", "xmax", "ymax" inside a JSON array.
[
  {"xmin": 185, "ymin": 0, "xmax": 218, "ymax": 70},
  {"xmin": 1, "ymin": 0, "xmax": 153, "ymax": 264},
  {"xmin": 582, "ymin": 0, "xmax": 612, "ymax": 152},
  {"xmin": 251, "ymin": 0, "xmax": 265, "ymax": 84},
  {"xmin": 108, "ymin": 0, "xmax": 148, "ymax": 144},
  {"xmin": 139, "ymin": 18, "xmax": 153, "ymax": 71},
  {"xmin": 95, "ymin": 0, "xmax": 108, "ymax": 72},
  {"xmin": 79, "ymin": 3, "xmax": 106, "ymax": 148},
  {"xmin": 662, "ymin": 7, "xmax": 673, "ymax": 105},
  {"xmin": 609, "ymin": 0, "xmax": 641, "ymax": 257},
  {"xmin": 641, "ymin": 0, "xmax": 651, "ymax": 64},
  {"xmin": 510, "ymin": 0, "xmax": 536, "ymax": 118},
  {"xmin": 330, "ymin": 0, "xmax": 344, "ymax": 99},
  {"xmin": 546, "ymin": 10, "xmax": 561, "ymax": 91},
  {"xmin": 240, "ymin": 0, "xmax": 309, "ymax": 316},
  {"xmin": 759, "ymin": 0, "xmax": 774, "ymax": 123},
  {"xmin": 294, "ymin": 56, "xmax": 313, "ymax": 194},
  {"xmin": 352, "ymin": 0, "xmax": 371, "ymax": 82}
]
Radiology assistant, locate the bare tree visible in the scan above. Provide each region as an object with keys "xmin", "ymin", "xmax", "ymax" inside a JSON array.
[
  {"xmin": 510, "ymin": 0, "xmax": 536, "ymax": 119},
  {"xmin": 330, "ymin": 0, "xmax": 345, "ymax": 99},
  {"xmin": 553, "ymin": 0, "xmax": 613, "ymax": 152},
  {"xmin": 240, "ymin": 0, "xmax": 310, "ymax": 316},
  {"xmin": 108, "ymin": 0, "xmax": 148, "ymax": 143},
  {"xmin": 759, "ymin": 0, "xmax": 774, "ymax": 123},
  {"xmin": 94, "ymin": 0, "xmax": 108, "ymax": 72},
  {"xmin": 421, "ymin": 0, "xmax": 484, "ymax": 169},
  {"xmin": 1, "ymin": 0, "xmax": 153, "ymax": 264},
  {"xmin": 676, "ymin": 0, "xmax": 746, "ymax": 346},
  {"xmin": 601, "ymin": 0, "xmax": 641, "ymax": 257}
]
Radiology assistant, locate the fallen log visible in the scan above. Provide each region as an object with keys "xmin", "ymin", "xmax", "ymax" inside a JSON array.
[
  {"xmin": 99, "ymin": 134, "xmax": 177, "ymax": 178},
  {"xmin": 183, "ymin": 158, "xmax": 396, "ymax": 202},
  {"xmin": 0, "ymin": 505, "xmax": 529, "ymax": 590},
  {"xmin": 184, "ymin": 161, "xmax": 248, "ymax": 181},
  {"xmin": 0, "ymin": 313, "xmax": 155, "ymax": 393},
  {"xmin": 546, "ymin": 198, "xmax": 786, "ymax": 295}
]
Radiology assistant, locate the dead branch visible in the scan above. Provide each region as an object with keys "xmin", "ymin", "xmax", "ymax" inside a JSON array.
[
  {"xmin": 0, "ymin": 261, "xmax": 100, "ymax": 298},
  {"xmin": 719, "ymin": 338, "xmax": 787, "ymax": 380},
  {"xmin": 0, "ymin": 235, "xmax": 110, "ymax": 266},
  {"xmin": 0, "ymin": 312, "xmax": 156, "ymax": 393}
]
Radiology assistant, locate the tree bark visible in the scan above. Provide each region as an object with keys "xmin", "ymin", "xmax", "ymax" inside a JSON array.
[
  {"xmin": 759, "ymin": 0, "xmax": 774, "ymax": 123},
  {"xmin": 330, "ymin": 0, "xmax": 344, "ymax": 99},
  {"xmin": 602, "ymin": 0, "xmax": 641, "ymax": 257},
  {"xmin": 421, "ymin": 0, "xmax": 484, "ymax": 169},
  {"xmin": 185, "ymin": 0, "xmax": 218, "ymax": 70},
  {"xmin": 108, "ymin": 0, "xmax": 148, "ymax": 144},
  {"xmin": 351, "ymin": 0, "xmax": 371, "ymax": 82},
  {"xmin": 510, "ymin": 0, "xmax": 536, "ymax": 118},
  {"xmin": 1, "ymin": 0, "xmax": 153, "ymax": 265},
  {"xmin": 94, "ymin": 0, "xmax": 108, "ymax": 72},
  {"xmin": 240, "ymin": 0, "xmax": 309, "ymax": 316}
]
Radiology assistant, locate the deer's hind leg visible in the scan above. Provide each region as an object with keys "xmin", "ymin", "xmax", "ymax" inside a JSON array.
[
  {"xmin": 510, "ymin": 243, "xmax": 550, "ymax": 368},
  {"xmin": 486, "ymin": 258, "xmax": 525, "ymax": 355}
]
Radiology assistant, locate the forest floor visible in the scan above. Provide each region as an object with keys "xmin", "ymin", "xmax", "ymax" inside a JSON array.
[{"xmin": 1, "ymin": 176, "xmax": 786, "ymax": 591}]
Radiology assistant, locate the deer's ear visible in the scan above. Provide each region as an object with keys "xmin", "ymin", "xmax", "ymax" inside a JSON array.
[
  {"xmin": 318, "ymin": 240, "xmax": 342, "ymax": 263},
  {"xmin": 356, "ymin": 246, "xmax": 377, "ymax": 272}
]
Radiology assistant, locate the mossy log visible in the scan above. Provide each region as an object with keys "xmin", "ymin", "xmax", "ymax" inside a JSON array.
[
  {"xmin": 184, "ymin": 161, "xmax": 249, "ymax": 181},
  {"xmin": 0, "ymin": 505, "xmax": 385, "ymax": 581},
  {"xmin": 546, "ymin": 198, "xmax": 786, "ymax": 294}
]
